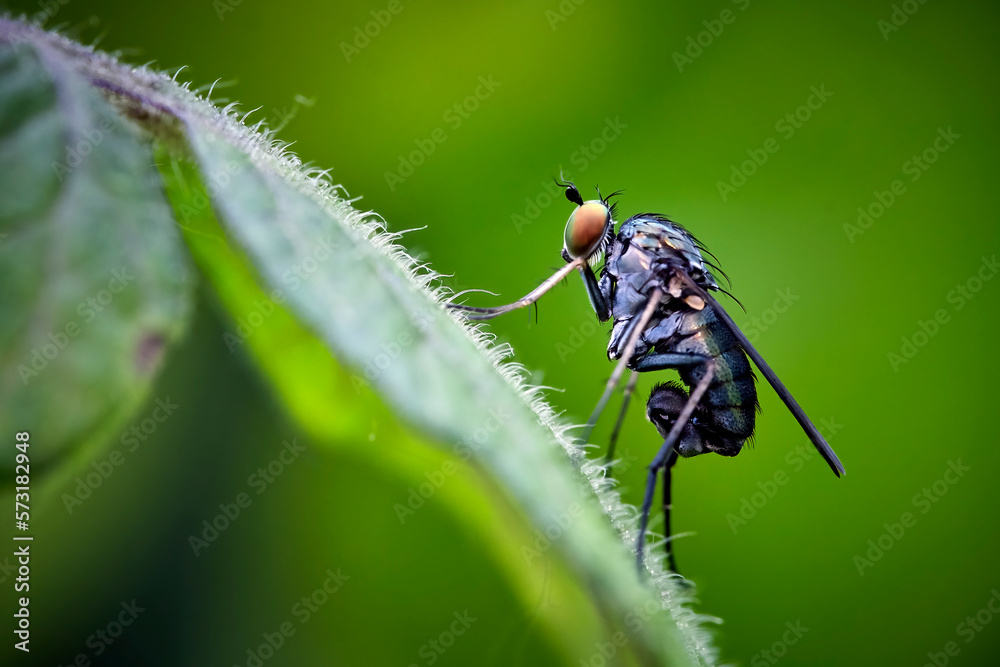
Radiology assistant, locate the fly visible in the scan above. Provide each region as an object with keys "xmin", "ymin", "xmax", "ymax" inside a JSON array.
[{"xmin": 447, "ymin": 179, "xmax": 844, "ymax": 574}]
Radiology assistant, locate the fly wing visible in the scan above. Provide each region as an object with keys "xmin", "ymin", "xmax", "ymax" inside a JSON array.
[{"xmin": 676, "ymin": 271, "xmax": 846, "ymax": 477}]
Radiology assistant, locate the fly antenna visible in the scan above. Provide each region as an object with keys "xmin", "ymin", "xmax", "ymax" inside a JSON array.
[{"xmin": 556, "ymin": 172, "xmax": 584, "ymax": 206}]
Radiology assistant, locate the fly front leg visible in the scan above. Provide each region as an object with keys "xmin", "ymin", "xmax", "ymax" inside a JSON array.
[
  {"xmin": 562, "ymin": 248, "xmax": 610, "ymax": 321},
  {"xmin": 579, "ymin": 263, "xmax": 610, "ymax": 322}
]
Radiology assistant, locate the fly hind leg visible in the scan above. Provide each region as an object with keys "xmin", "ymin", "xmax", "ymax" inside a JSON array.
[{"xmin": 636, "ymin": 359, "xmax": 715, "ymax": 572}]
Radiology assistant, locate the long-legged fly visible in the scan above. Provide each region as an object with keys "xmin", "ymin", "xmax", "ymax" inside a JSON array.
[{"xmin": 447, "ymin": 180, "xmax": 844, "ymax": 573}]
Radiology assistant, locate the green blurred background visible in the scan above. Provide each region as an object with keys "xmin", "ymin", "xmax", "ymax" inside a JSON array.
[{"xmin": 3, "ymin": 0, "xmax": 999, "ymax": 665}]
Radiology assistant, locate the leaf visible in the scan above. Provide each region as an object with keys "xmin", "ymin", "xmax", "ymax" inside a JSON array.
[{"xmin": 0, "ymin": 39, "xmax": 191, "ymax": 470}]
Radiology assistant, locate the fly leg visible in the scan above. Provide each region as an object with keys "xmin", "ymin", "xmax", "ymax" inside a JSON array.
[
  {"xmin": 636, "ymin": 359, "xmax": 716, "ymax": 573},
  {"xmin": 662, "ymin": 448, "xmax": 680, "ymax": 574},
  {"xmin": 579, "ymin": 287, "xmax": 664, "ymax": 445},
  {"xmin": 605, "ymin": 371, "xmax": 639, "ymax": 472},
  {"xmin": 637, "ymin": 439, "xmax": 675, "ymax": 573},
  {"xmin": 564, "ymin": 249, "xmax": 610, "ymax": 322},
  {"xmin": 447, "ymin": 258, "xmax": 586, "ymax": 320}
]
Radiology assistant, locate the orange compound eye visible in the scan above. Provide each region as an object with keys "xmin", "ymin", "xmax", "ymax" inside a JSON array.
[{"xmin": 563, "ymin": 202, "xmax": 610, "ymax": 259}]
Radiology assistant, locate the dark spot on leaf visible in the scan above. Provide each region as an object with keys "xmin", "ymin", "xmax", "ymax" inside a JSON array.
[{"xmin": 135, "ymin": 333, "xmax": 166, "ymax": 373}]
